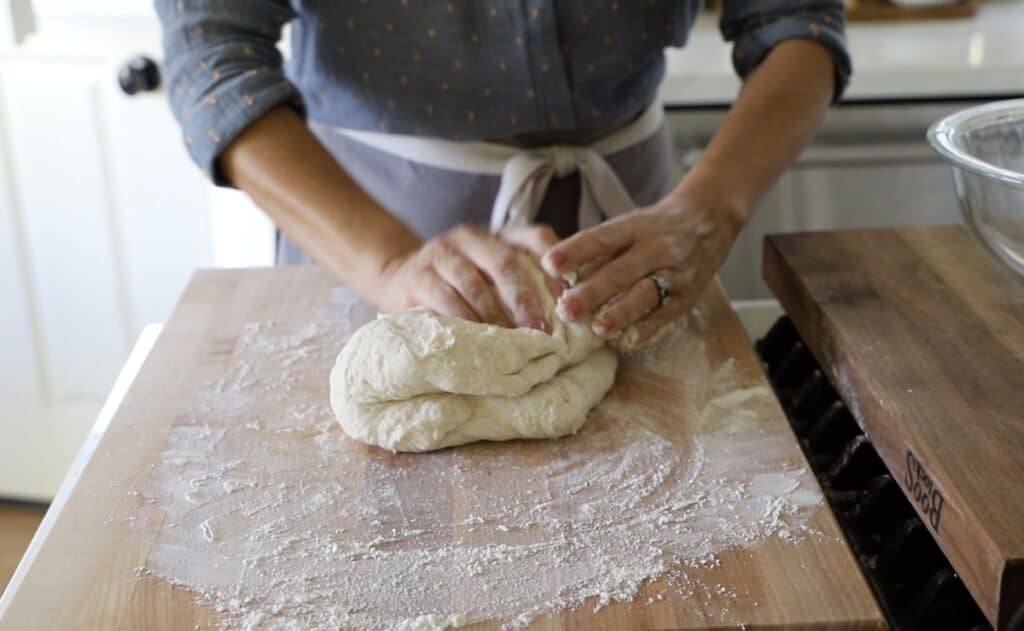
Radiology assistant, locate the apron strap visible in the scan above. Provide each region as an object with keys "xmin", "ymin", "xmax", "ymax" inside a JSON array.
[{"xmin": 333, "ymin": 100, "xmax": 666, "ymax": 234}]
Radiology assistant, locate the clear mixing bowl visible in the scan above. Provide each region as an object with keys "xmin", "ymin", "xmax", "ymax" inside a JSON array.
[{"xmin": 928, "ymin": 98, "xmax": 1024, "ymax": 280}]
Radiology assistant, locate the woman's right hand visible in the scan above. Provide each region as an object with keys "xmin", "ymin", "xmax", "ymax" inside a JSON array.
[{"xmin": 370, "ymin": 224, "xmax": 560, "ymax": 332}]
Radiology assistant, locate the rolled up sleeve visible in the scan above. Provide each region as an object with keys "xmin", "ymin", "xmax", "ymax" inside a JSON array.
[
  {"xmin": 155, "ymin": 0, "xmax": 303, "ymax": 185},
  {"xmin": 720, "ymin": 1, "xmax": 852, "ymax": 103}
]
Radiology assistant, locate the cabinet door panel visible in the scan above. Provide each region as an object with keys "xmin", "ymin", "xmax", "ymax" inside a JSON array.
[
  {"xmin": 719, "ymin": 184, "xmax": 792, "ymax": 301},
  {"xmin": 2, "ymin": 60, "xmax": 129, "ymax": 399},
  {"xmin": 0, "ymin": 55, "xmax": 214, "ymax": 500},
  {"xmin": 100, "ymin": 81, "xmax": 212, "ymax": 334},
  {"xmin": 721, "ymin": 161, "xmax": 962, "ymax": 301},
  {"xmin": 793, "ymin": 162, "xmax": 961, "ymax": 231},
  {"xmin": 0, "ymin": 125, "xmax": 42, "ymax": 411}
]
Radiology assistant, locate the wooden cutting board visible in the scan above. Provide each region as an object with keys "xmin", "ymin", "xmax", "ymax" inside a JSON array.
[
  {"xmin": 845, "ymin": 0, "xmax": 978, "ymax": 22},
  {"xmin": 0, "ymin": 268, "xmax": 883, "ymax": 629},
  {"xmin": 763, "ymin": 225, "xmax": 1024, "ymax": 629}
]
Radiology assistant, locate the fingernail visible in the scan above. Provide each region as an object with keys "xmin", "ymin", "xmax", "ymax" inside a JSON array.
[
  {"xmin": 541, "ymin": 252, "xmax": 562, "ymax": 276},
  {"xmin": 557, "ymin": 300, "xmax": 575, "ymax": 322},
  {"xmin": 536, "ymin": 319, "xmax": 550, "ymax": 334},
  {"xmin": 592, "ymin": 316, "xmax": 612, "ymax": 337},
  {"xmin": 561, "ymin": 295, "xmax": 580, "ymax": 319},
  {"xmin": 523, "ymin": 317, "xmax": 544, "ymax": 332}
]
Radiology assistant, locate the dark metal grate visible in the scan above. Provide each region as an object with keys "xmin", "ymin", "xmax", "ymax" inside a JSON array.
[{"xmin": 756, "ymin": 316, "xmax": 993, "ymax": 631}]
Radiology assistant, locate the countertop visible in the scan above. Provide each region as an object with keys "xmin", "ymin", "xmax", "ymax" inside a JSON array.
[
  {"xmin": 661, "ymin": 0, "xmax": 1024, "ymax": 107},
  {"xmin": 0, "ymin": 268, "xmax": 883, "ymax": 630}
]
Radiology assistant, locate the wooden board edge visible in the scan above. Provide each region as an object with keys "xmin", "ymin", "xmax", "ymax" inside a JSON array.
[
  {"xmin": 846, "ymin": 0, "xmax": 978, "ymax": 21},
  {"xmin": 760, "ymin": 232, "xmax": 1005, "ymax": 627},
  {"xmin": 0, "ymin": 324, "xmax": 163, "ymax": 624}
]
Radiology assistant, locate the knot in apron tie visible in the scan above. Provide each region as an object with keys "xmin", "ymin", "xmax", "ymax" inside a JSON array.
[{"xmin": 490, "ymin": 144, "xmax": 635, "ymax": 233}]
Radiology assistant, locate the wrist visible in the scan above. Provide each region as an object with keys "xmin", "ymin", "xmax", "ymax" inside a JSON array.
[
  {"xmin": 347, "ymin": 229, "xmax": 420, "ymax": 305},
  {"xmin": 374, "ymin": 237, "xmax": 419, "ymax": 282},
  {"xmin": 669, "ymin": 176, "xmax": 750, "ymax": 239}
]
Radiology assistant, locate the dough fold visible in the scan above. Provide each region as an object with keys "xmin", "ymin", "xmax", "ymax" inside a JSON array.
[{"xmin": 330, "ymin": 257, "xmax": 618, "ymax": 452}]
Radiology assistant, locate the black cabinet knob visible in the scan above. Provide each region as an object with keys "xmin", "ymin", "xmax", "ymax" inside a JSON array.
[{"xmin": 118, "ymin": 55, "xmax": 161, "ymax": 96}]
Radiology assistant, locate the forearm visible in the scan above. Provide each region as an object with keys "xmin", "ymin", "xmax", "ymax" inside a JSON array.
[
  {"xmin": 674, "ymin": 39, "xmax": 836, "ymax": 228},
  {"xmin": 219, "ymin": 106, "xmax": 420, "ymax": 295},
  {"xmin": 539, "ymin": 36, "xmax": 843, "ymax": 344}
]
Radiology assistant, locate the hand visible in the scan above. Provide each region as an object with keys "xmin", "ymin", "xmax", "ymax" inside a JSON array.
[
  {"xmin": 372, "ymin": 223, "xmax": 560, "ymax": 331},
  {"xmin": 541, "ymin": 193, "xmax": 745, "ymax": 345}
]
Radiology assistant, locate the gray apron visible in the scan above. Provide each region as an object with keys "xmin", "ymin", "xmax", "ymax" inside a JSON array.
[{"xmin": 276, "ymin": 114, "xmax": 674, "ymax": 264}]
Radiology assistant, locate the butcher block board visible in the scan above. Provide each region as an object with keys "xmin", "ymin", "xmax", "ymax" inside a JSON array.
[
  {"xmin": 0, "ymin": 267, "xmax": 883, "ymax": 630},
  {"xmin": 846, "ymin": 0, "xmax": 978, "ymax": 21},
  {"xmin": 763, "ymin": 225, "xmax": 1024, "ymax": 628}
]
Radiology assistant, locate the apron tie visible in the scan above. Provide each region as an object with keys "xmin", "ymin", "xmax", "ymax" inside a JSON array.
[
  {"xmin": 490, "ymin": 145, "xmax": 636, "ymax": 233},
  {"xmin": 332, "ymin": 100, "xmax": 665, "ymax": 234}
]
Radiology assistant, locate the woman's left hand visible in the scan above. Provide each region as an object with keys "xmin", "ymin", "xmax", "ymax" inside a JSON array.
[{"xmin": 541, "ymin": 192, "xmax": 746, "ymax": 346}]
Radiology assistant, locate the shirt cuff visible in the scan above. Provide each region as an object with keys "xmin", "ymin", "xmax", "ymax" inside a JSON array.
[
  {"xmin": 176, "ymin": 70, "xmax": 305, "ymax": 186},
  {"xmin": 728, "ymin": 13, "xmax": 852, "ymax": 104}
]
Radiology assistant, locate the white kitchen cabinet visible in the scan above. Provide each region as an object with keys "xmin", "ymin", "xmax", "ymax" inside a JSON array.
[
  {"xmin": 667, "ymin": 103, "xmax": 965, "ymax": 301},
  {"xmin": 725, "ymin": 150, "xmax": 961, "ymax": 300},
  {"xmin": 0, "ymin": 13, "xmax": 273, "ymax": 501},
  {"xmin": 0, "ymin": 57, "xmax": 203, "ymax": 500}
]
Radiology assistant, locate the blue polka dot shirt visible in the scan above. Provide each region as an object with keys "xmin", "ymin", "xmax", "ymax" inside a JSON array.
[{"xmin": 155, "ymin": 1, "xmax": 851, "ymax": 185}]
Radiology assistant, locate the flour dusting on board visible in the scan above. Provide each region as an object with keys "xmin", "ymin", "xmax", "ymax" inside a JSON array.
[{"xmin": 138, "ymin": 291, "xmax": 823, "ymax": 630}]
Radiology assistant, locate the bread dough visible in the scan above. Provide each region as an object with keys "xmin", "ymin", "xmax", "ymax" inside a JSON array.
[
  {"xmin": 330, "ymin": 257, "xmax": 618, "ymax": 452},
  {"xmin": 331, "ymin": 342, "xmax": 617, "ymax": 452}
]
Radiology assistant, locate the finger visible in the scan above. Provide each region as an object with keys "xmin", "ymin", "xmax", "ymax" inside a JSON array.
[
  {"xmin": 413, "ymin": 270, "xmax": 481, "ymax": 322},
  {"xmin": 591, "ymin": 275, "xmax": 662, "ymax": 337},
  {"xmin": 611, "ymin": 299, "xmax": 689, "ymax": 352},
  {"xmin": 450, "ymin": 230, "xmax": 549, "ymax": 331},
  {"xmin": 620, "ymin": 273, "xmax": 711, "ymax": 347},
  {"xmin": 501, "ymin": 224, "xmax": 558, "ymax": 259},
  {"xmin": 434, "ymin": 249, "xmax": 512, "ymax": 327},
  {"xmin": 632, "ymin": 299, "xmax": 689, "ymax": 344},
  {"xmin": 541, "ymin": 215, "xmax": 634, "ymax": 279},
  {"xmin": 502, "ymin": 224, "xmax": 564, "ymax": 297},
  {"xmin": 634, "ymin": 262, "xmax": 720, "ymax": 342},
  {"xmin": 557, "ymin": 247, "xmax": 662, "ymax": 322}
]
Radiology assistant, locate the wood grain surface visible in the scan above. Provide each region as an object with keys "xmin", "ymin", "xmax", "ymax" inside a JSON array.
[
  {"xmin": 0, "ymin": 268, "xmax": 883, "ymax": 630},
  {"xmin": 763, "ymin": 225, "xmax": 1024, "ymax": 629},
  {"xmin": 0, "ymin": 504, "xmax": 45, "ymax": 594},
  {"xmin": 845, "ymin": 0, "xmax": 978, "ymax": 22}
]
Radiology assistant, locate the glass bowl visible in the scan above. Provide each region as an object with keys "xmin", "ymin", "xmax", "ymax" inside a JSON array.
[{"xmin": 928, "ymin": 98, "xmax": 1024, "ymax": 280}]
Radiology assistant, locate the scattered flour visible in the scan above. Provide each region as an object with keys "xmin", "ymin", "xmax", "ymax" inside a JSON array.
[
  {"xmin": 394, "ymin": 614, "xmax": 467, "ymax": 630},
  {"xmin": 137, "ymin": 292, "xmax": 823, "ymax": 630}
]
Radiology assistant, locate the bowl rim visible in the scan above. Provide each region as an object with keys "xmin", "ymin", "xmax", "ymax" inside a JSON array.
[{"xmin": 927, "ymin": 98, "xmax": 1024, "ymax": 190}]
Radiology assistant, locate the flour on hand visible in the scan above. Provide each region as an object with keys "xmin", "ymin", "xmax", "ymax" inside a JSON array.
[{"xmin": 329, "ymin": 255, "xmax": 617, "ymax": 452}]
